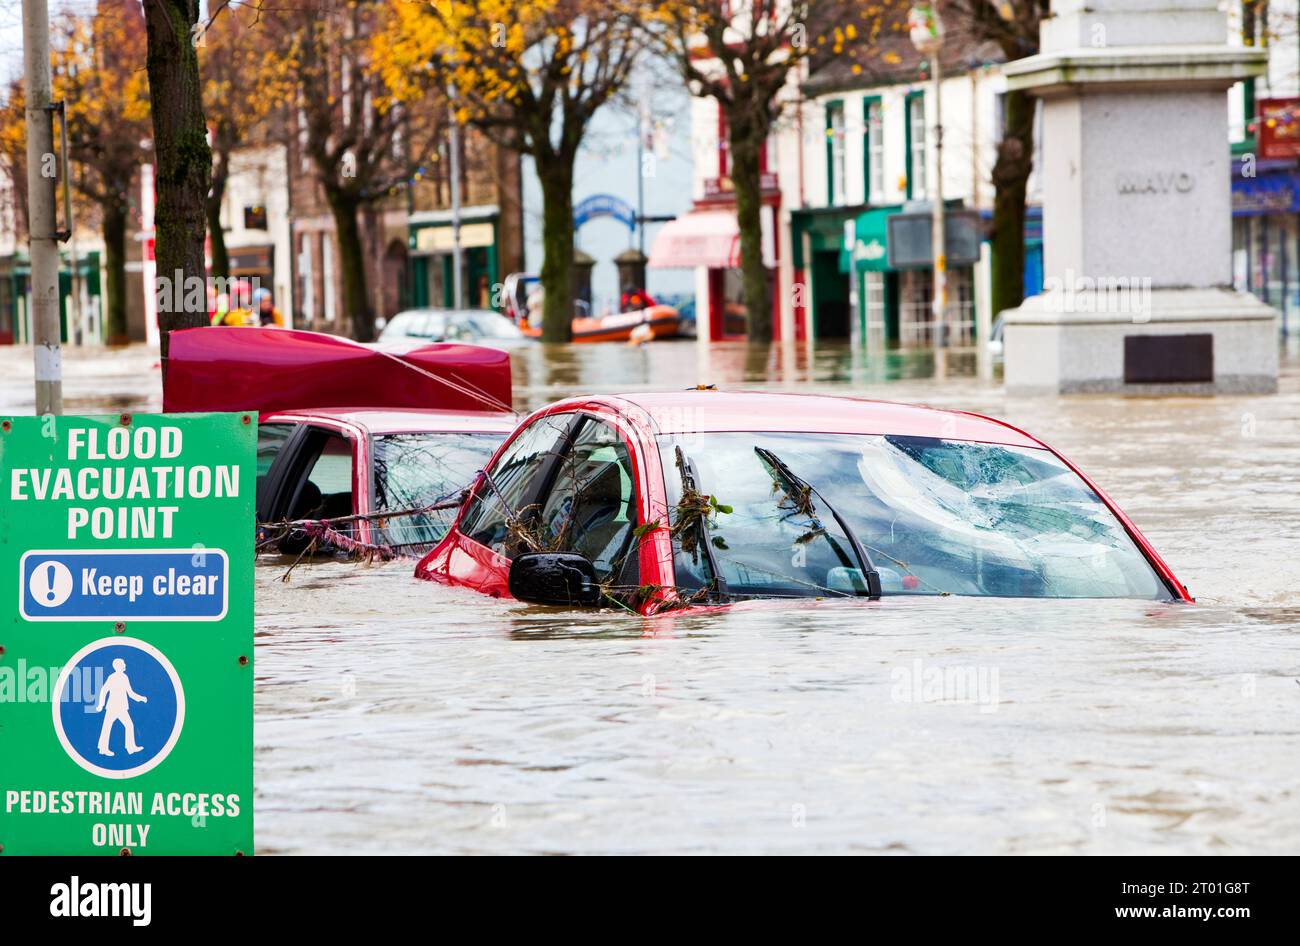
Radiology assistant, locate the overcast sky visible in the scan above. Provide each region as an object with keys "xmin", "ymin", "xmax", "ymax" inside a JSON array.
[{"xmin": 0, "ymin": 0, "xmax": 97, "ymax": 85}]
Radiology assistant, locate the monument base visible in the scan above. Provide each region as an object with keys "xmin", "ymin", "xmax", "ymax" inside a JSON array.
[{"xmin": 1003, "ymin": 288, "xmax": 1278, "ymax": 396}]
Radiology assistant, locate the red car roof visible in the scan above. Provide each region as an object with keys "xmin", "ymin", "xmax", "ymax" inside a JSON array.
[
  {"xmin": 263, "ymin": 407, "xmax": 517, "ymax": 435},
  {"xmin": 575, "ymin": 391, "xmax": 1045, "ymax": 448}
]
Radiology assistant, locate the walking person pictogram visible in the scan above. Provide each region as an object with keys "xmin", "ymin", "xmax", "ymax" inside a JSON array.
[
  {"xmin": 93, "ymin": 658, "xmax": 149, "ymax": 756},
  {"xmin": 54, "ymin": 637, "xmax": 184, "ymax": 778}
]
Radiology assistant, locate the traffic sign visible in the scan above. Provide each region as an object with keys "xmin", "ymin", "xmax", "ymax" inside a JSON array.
[{"xmin": 0, "ymin": 413, "xmax": 253, "ymax": 855}]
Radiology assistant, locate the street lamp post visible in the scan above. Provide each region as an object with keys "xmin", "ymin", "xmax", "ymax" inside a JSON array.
[{"xmin": 910, "ymin": 4, "xmax": 947, "ymax": 349}]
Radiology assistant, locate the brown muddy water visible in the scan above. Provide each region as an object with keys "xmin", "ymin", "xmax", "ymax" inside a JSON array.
[{"xmin": 2, "ymin": 340, "xmax": 1298, "ymax": 854}]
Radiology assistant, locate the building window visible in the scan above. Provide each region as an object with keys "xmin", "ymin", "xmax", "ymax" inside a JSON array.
[
  {"xmin": 906, "ymin": 92, "xmax": 926, "ymax": 199},
  {"xmin": 826, "ymin": 101, "xmax": 846, "ymax": 205},
  {"xmin": 865, "ymin": 98, "xmax": 884, "ymax": 203}
]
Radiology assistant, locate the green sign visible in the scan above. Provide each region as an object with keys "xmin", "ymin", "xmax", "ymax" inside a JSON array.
[{"xmin": 0, "ymin": 412, "xmax": 253, "ymax": 855}]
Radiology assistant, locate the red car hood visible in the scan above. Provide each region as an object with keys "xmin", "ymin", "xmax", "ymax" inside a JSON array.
[{"xmin": 163, "ymin": 326, "xmax": 512, "ymax": 415}]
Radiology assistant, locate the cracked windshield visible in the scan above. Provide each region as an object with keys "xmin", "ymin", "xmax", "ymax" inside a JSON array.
[{"xmin": 661, "ymin": 433, "xmax": 1168, "ymax": 600}]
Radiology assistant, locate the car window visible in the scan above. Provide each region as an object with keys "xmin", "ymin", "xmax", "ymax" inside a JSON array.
[
  {"xmin": 379, "ymin": 313, "xmax": 414, "ymax": 339},
  {"xmin": 443, "ymin": 317, "xmax": 476, "ymax": 342},
  {"xmin": 468, "ymin": 311, "xmax": 523, "ymax": 339},
  {"xmin": 293, "ymin": 432, "xmax": 354, "ymax": 521},
  {"xmin": 421, "ymin": 313, "xmax": 448, "ymax": 339},
  {"xmin": 371, "ymin": 432, "xmax": 503, "ymax": 551},
  {"xmin": 536, "ymin": 418, "xmax": 638, "ymax": 583},
  {"xmin": 459, "ymin": 414, "xmax": 575, "ymax": 554},
  {"xmin": 257, "ymin": 423, "xmax": 296, "ymax": 478}
]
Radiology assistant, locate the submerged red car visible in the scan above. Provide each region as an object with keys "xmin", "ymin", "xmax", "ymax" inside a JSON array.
[
  {"xmin": 414, "ymin": 391, "xmax": 1191, "ymax": 612},
  {"xmin": 164, "ymin": 326, "xmax": 517, "ymax": 550}
]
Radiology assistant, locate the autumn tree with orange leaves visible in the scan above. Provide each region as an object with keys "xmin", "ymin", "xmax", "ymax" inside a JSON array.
[
  {"xmin": 263, "ymin": 0, "xmax": 448, "ymax": 341},
  {"xmin": 0, "ymin": 5, "xmax": 156, "ymax": 344},
  {"xmin": 375, "ymin": 0, "xmax": 642, "ymax": 342},
  {"xmin": 200, "ymin": 1, "xmax": 293, "ymax": 282},
  {"xmin": 44, "ymin": 4, "xmax": 154, "ymax": 343}
]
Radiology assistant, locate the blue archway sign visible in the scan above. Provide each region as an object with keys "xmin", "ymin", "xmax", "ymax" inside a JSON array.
[{"xmin": 574, "ymin": 193, "xmax": 636, "ymax": 232}]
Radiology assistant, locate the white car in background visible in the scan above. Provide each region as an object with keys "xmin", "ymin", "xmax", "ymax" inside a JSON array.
[{"xmin": 378, "ymin": 308, "xmax": 529, "ymax": 350}]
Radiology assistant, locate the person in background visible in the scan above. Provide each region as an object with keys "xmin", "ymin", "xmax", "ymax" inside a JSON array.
[
  {"xmin": 252, "ymin": 287, "xmax": 285, "ymax": 327},
  {"xmin": 620, "ymin": 284, "xmax": 655, "ymax": 312},
  {"xmin": 210, "ymin": 292, "xmax": 231, "ymax": 326}
]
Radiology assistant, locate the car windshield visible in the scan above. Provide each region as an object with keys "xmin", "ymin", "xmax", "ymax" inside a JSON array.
[
  {"xmin": 371, "ymin": 432, "xmax": 503, "ymax": 551},
  {"xmin": 382, "ymin": 312, "xmax": 446, "ymax": 340},
  {"xmin": 657, "ymin": 432, "xmax": 1170, "ymax": 600},
  {"xmin": 465, "ymin": 311, "xmax": 523, "ymax": 339}
]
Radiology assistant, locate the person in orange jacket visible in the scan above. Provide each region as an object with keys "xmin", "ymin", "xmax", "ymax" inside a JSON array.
[{"xmin": 222, "ymin": 287, "xmax": 284, "ymax": 327}]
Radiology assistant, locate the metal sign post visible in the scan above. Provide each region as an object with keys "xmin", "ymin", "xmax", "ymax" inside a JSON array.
[{"xmin": 22, "ymin": 0, "xmax": 62, "ymax": 414}]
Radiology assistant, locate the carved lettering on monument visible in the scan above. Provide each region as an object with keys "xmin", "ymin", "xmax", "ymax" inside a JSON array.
[{"xmin": 1115, "ymin": 171, "xmax": 1195, "ymax": 195}]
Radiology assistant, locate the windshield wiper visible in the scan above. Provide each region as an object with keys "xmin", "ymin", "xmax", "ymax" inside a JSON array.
[
  {"xmin": 674, "ymin": 446, "xmax": 729, "ymax": 599},
  {"xmin": 755, "ymin": 446, "xmax": 882, "ymax": 599}
]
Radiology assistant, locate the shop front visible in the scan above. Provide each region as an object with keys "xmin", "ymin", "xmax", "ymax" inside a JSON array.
[
  {"xmin": 408, "ymin": 206, "xmax": 503, "ymax": 311},
  {"xmin": 1, "ymin": 251, "xmax": 103, "ymax": 346},
  {"xmin": 841, "ymin": 204, "xmax": 978, "ymax": 349},
  {"xmin": 648, "ymin": 175, "xmax": 783, "ymax": 341},
  {"xmin": 791, "ymin": 205, "xmax": 868, "ymax": 342},
  {"xmin": 1232, "ymin": 159, "xmax": 1300, "ymax": 335}
]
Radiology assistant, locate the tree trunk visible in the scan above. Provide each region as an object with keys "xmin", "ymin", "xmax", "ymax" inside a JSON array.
[
  {"xmin": 143, "ymin": 0, "xmax": 212, "ymax": 378},
  {"xmin": 207, "ymin": 146, "xmax": 229, "ymax": 281},
  {"xmin": 537, "ymin": 157, "xmax": 575, "ymax": 343},
  {"xmin": 325, "ymin": 189, "xmax": 372, "ymax": 341},
  {"xmin": 728, "ymin": 116, "xmax": 771, "ymax": 341},
  {"xmin": 102, "ymin": 200, "xmax": 129, "ymax": 344},
  {"xmin": 990, "ymin": 88, "xmax": 1035, "ymax": 320}
]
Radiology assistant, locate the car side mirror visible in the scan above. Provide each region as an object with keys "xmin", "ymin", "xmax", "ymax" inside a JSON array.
[{"xmin": 507, "ymin": 552, "xmax": 602, "ymax": 607}]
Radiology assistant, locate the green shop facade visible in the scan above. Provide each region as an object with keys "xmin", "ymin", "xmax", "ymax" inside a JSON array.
[
  {"xmin": 406, "ymin": 205, "xmax": 507, "ymax": 311},
  {"xmin": 791, "ymin": 202, "xmax": 1043, "ymax": 348},
  {"xmin": 0, "ymin": 250, "xmax": 103, "ymax": 345}
]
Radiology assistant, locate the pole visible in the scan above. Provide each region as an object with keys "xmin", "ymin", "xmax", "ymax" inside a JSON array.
[
  {"xmin": 930, "ymin": 51, "xmax": 947, "ymax": 349},
  {"xmin": 448, "ymin": 91, "xmax": 463, "ymax": 311},
  {"xmin": 22, "ymin": 0, "xmax": 62, "ymax": 414},
  {"xmin": 637, "ymin": 83, "xmax": 648, "ymax": 256}
]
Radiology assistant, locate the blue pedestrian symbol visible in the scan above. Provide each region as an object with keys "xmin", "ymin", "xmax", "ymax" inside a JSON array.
[{"xmin": 53, "ymin": 638, "xmax": 185, "ymax": 779}]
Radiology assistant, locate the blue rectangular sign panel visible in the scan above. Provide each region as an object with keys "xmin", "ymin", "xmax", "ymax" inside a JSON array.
[{"xmin": 20, "ymin": 548, "xmax": 229, "ymax": 622}]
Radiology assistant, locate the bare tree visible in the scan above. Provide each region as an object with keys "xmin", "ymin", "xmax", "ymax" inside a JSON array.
[
  {"xmin": 651, "ymin": 1, "xmax": 898, "ymax": 341},
  {"xmin": 943, "ymin": 0, "xmax": 1048, "ymax": 319}
]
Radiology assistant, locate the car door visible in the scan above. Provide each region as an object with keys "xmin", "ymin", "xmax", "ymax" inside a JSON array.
[{"xmin": 257, "ymin": 417, "xmax": 364, "ymax": 543}]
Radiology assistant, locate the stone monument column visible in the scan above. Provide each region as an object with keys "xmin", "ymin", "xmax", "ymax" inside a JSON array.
[{"xmin": 1001, "ymin": 0, "xmax": 1278, "ymax": 394}]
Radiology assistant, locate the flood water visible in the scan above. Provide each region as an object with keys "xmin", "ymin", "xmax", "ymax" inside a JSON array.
[{"xmin": 3, "ymin": 339, "xmax": 1298, "ymax": 854}]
